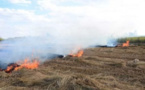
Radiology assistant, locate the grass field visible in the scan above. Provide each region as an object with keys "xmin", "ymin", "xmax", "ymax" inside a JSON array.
[{"xmin": 0, "ymin": 46, "xmax": 145, "ymax": 90}]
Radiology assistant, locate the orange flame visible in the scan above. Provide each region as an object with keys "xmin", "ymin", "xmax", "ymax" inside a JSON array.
[
  {"xmin": 15, "ymin": 59, "xmax": 39, "ymax": 71},
  {"xmin": 122, "ymin": 40, "xmax": 129, "ymax": 47},
  {"xmin": 69, "ymin": 50, "xmax": 84, "ymax": 57},
  {"xmin": 4, "ymin": 63, "xmax": 20, "ymax": 73},
  {"xmin": 1, "ymin": 59, "xmax": 39, "ymax": 73}
]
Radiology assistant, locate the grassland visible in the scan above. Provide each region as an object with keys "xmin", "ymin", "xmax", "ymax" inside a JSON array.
[
  {"xmin": 117, "ymin": 36, "xmax": 145, "ymax": 44},
  {"xmin": 0, "ymin": 46, "xmax": 145, "ymax": 90}
]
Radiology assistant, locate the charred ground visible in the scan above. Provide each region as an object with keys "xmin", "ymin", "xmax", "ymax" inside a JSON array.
[{"xmin": 0, "ymin": 46, "xmax": 145, "ymax": 90}]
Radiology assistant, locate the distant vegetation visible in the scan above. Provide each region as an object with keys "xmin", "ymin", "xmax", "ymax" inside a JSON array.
[
  {"xmin": 117, "ymin": 36, "xmax": 145, "ymax": 44},
  {"xmin": 0, "ymin": 37, "xmax": 3, "ymax": 41}
]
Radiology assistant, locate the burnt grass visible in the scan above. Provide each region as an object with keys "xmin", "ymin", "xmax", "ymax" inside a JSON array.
[{"xmin": 0, "ymin": 46, "xmax": 145, "ymax": 90}]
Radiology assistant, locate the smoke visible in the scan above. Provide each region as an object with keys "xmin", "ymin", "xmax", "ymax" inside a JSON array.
[
  {"xmin": 0, "ymin": 0, "xmax": 144, "ymax": 68},
  {"xmin": 0, "ymin": 34, "xmax": 96, "ymax": 68},
  {"xmin": 0, "ymin": 28, "xmax": 135, "ymax": 69},
  {"xmin": 0, "ymin": 14, "xmax": 138, "ymax": 68}
]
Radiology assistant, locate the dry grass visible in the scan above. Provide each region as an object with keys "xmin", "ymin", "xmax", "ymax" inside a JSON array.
[{"xmin": 0, "ymin": 46, "xmax": 145, "ymax": 90}]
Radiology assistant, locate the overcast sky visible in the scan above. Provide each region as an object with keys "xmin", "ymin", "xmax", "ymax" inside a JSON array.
[{"xmin": 0, "ymin": 0, "xmax": 145, "ymax": 41}]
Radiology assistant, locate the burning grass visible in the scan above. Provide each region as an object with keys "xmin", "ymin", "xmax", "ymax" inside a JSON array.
[
  {"xmin": 0, "ymin": 46, "xmax": 145, "ymax": 90},
  {"xmin": 0, "ymin": 59, "xmax": 39, "ymax": 73},
  {"xmin": 69, "ymin": 50, "xmax": 84, "ymax": 57},
  {"xmin": 15, "ymin": 59, "xmax": 39, "ymax": 70}
]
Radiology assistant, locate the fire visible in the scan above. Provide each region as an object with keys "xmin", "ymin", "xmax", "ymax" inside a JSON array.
[
  {"xmin": 14, "ymin": 59, "xmax": 39, "ymax": 71},
  {"xmin": 1, "ymin": 59, "xmax": 39, "ymax": 73},
  {"xmin": 69, "ymin": 49, "xmax": 84, "ymax": 57},
  {"xmin": 5, "ymin": 63, "xmax": 20, "ymax": 73},
  {"xmin": 122, "ymin": 40, "xmax": 130, "ymax": 47}
]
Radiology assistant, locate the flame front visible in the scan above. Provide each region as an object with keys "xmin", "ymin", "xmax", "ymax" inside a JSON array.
[
  {"xmin": 15, "ymin": 59, "xmax": 39, "ymax": 71},
  {"xmin": 2, "ymin": 59, "xmax": 39, "ymax": 73},
  {"xmin": 122, "ymin": 40, "xmax": 130, "ymax": 47},
  {"xmin": 5, "ymin": 63, "xmax": 20, "ymax": 73},
  {"xmin": 69, "ymin": 50, "xmax": 84, "ymax": 57}
]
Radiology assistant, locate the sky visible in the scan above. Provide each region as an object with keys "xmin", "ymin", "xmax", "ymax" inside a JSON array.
[{"xmin": 0, "ymin": 0, "xmax": 145, "ymax": 44}]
